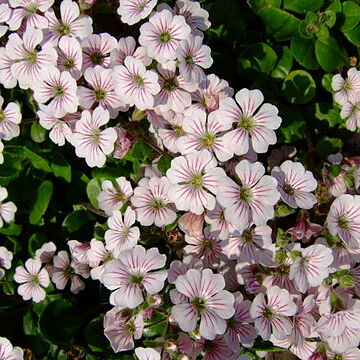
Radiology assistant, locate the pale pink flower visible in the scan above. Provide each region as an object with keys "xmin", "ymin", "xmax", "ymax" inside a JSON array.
[
  {"xmin": 81, "ymin": 32, "xmax": 117, "ymax": 70},
  {"xmin": 71, "ymin": 107, "xmax": 117, "ymax": 167},
  {"xmin": 7, "ymin": 0, "xmax": 53, "ymax": 30},
  {"xmin": 87, "ymin": 239, "xmax": 114, "ymax": 281},
  {"xmin": 131, "ymin": 176, "xmax": 176, "ymax": 227},
  {"xmin": 168, "ymin": 255, "xmax": 203, "ymax": 284},
  {"xmin": 178, "ymin": 211, "xmax": 204, "ymax": 236},
  {"xmin": 0, "ymin": 186, "xmax": 17, "ymax": 227},
  {"xmin": 250, "ymin": 285, "xmax": 297, "ymax": 340},
  {"xmin": 272, "ymin": 161, "xmax": 318, "ymax": 209},
  {"xmin": 191, "ymin": 74, "xmax": 234, "ymax": 113},
  {"xmin": 67, "ymin": 240, "xmax": 90, "ymax": 264},
  {"xmin": 341, "ymin": 97, "xmax": 360, "ymax": 131},
  {"xmin": 177, "ymin": 108, "xmax": 233, "ymax": 161},
  {"xmin": 327, "ymin": 348, "xmax": 360, "ymax": 360},
  {"xmin": 215, "ymin": 88, "xmax": 282, "ymax": 155},
  {"xmin": 171, "ymin": 268, "xmax": 234, "ymax": 340},
  {"xmin": 217, "ymin": 160, "xmax": 280, "ymax": 231},
  {"xmin": 37, "ymin": 108, "xmax": 79, "ymax": 146},
  {"xmin": 51, "ymin": 250, "xmax": 89, "ymax": 294},
  {"xmin": 174, "ymin": 0, "xmax": 211, "ymax": 35},
  {"xmin": 35, "ymin": 241, "xmax": 56, "ymax": 276},
  {"xmin": 332, "ymin": 68, "xmax": 360, "ymax": 105},
  {"xmin": 287, "ymin": 213, "xmax": 323, "ymax": 242},
  {"xmin": 0, "ymin": 4, "xmax": 11, "ymax": 38},
  {"xmin": 223, "ymin": 225, "xmax": 272, "ymax": 263},
  {"xmin": 5, "ymin": 27, "xmax": 57, "ymax": 89},
  {"xmin": 271, "ymin": 337, "xmax": 317, "ymax": 360},
  {"xmin": 236, "ymin": 263, "xmax": 262, "ymax": 294},
  {"xmin": 184, "ymin": 227, "xmax": 225, "ymax": 268},
  {"xmin": 0, "ymin": 337, "xmax": 23, "ymax": 360},
  {"xmin": 77, "ymin": 65, "xmax": 127, "ymax": 118},
  {"xmin": 104, "ymin": 207, "xmax": 139, "ymax": 257},
  {"xmin": 224, "ymin": 292, "xmax": 257, "ymax": 349},
  {"xmin": 205, "ymin": 203, "xmax": 236, "ymax": 240},
  {"xmin": 0, "ymin": 246, "xmax": 12, "ymax": 280},
  {"xmin": 327, "ymin": 194, "xmax": 360, "ymax": 248},
  {"xmin": 113, "ymin": 56, "xmax": 160, "ymax": 110},
  {"xmin": 139, "ymin": 9, "xmax": 191, "ymax": 62},
  {"xmin": 97, "ymin": 177, "xmax": 133, "ymax": 216},
  {"xmin": 0, "ymin": 47, "xmax": 17, "ymax": 89},
  {"xmin": 317, "ymin": 305, "xmax": 360, "ymax": 352},
  {"xmin": 157, "ymin": 112, "xmax": 186, "ymax": 153},
  {"xmin": 0, "ymin": 96, "xmax": 21, "ymax": 140},
  {"xmin": 135, "ymin": 347, "xmax": 160, "ymax": 360},
  {"xmin": 356, "ymin": 166, "xmax": 360, "ymax": 190},
  {"xmin": 196, "ymin": 336, "xmax": 239, "ymax": 360},
  {"xmin": 118, "ymin": 0, "xmax": 157, "ymax": 25},
  {"xmin": 177, "ymin": 35, "xmax": 213, "ymax": 82},
  {"xmin": 289, "ymin": 244, "xmax": 333, "ymax": 293},
  {"xmin": 14, "ymin": 258, "xmax": 50, "ymax": 302},
  {"xmin": 32, "ymin": 66, "xmax": 79, "ymax": 118},
  {"xmin": 57, "ymin": 36, "xmax": 82, "ymax": 80},
  {"xmin": 113, "ymin": 128, "xmax": 133, "ymax": 159},
  {"xmin": 102, "ymin": 245, "xmax": 167, "ymax": 309},
  {"xmin": 110, "ymin": 36, "xmax": 151, "ymax": 68},
  {"xmin": 104, "ymin": 306, "xmax": 144, "ymax": 352},
  {"xmin": 43, "ymin": 0, "xmax": 93, "ymax": 45},
  {"xmin": 166, "ymin": 149, "xmax": 226, "ymax": 215},
  {"xmin": 154, "ymin": 61, "xmax": 196, "ymax": 113}
]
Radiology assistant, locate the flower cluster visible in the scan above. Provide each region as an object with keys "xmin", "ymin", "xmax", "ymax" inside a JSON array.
[{"xmin": 0, "ymin": 0, "xmax": 360, "ymax": 359}]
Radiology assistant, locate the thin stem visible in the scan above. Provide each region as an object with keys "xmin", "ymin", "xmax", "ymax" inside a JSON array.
[{"xmin": 77, "ymin": 202, "xmax": 107, "ymax": 217}]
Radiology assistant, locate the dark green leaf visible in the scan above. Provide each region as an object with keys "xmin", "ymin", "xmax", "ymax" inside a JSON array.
[
  {"xmin": 91, "ymin": 167, "xmax": 125, "ymax": 179},
  {"xmin": 157, "ymin": 154, "xmax": 173, "ymax": 173},
  {"xmin": 247, "ymin": 0, "xmax": 281, "ymax": 12},
  {"xmin": 282, "ymin": 70, "xmax": 316, "ymax": 104},
  {"xmin": 322, "ymin": 73, "xmax": 334, "ymax": 92},
  {"xmin": 132, "ymin": 140, "xmax": 152, "ymax": 160},
  {"xmin": 290, "ymin": 37, "xmax": 319, "ymax": 70},
  {"xmin": 315, "ymin": 37, "xmax": 347, "ymax": 72},
  {"xmin": 28, "ymin": 232, "xmax": 47, "ymax": 257},
  {"xmin": 24, "ymin": 310, "xmax": 38, "ymax": 336},
  {"xmin": 29, "ymin": 180, "xmax": 54, "ymax": 225},
  {"xmin": 86, "ymin": 178, "xmax": 102, "ymax": 208},
  {"xmin": 278, "ymin": 110, "xmax": 306, "ymax": 142},
  {"xmin": 340, "ymin": 1, "xmax": 360, "ymax": 31},
  {"xmin": 48, "ymin": 152, "xmax": 72, "ymax": 183},
  {"xmin": 317, "ymin": 138, "xmax": 343, "ymax": 155},
  {"xmin": 258, "ymin": 8, "xmax": 301, "ymax": 41},
  {"xmin": 343, "ymin": 22, "xmax": 360, "ymax": 45},
  {"xmin": 283, "ymin": 0, "xmax": 324, "ymax": 13},
  {"xmin": 84, "ymin": 317, "xmax": 109, "ymax": 352},
  {"xmin": 62, "ymin": 210, "xmax": 95, "ymax": 233},
  {"xmin": 271, "ymin": 46, "xmax": 293, "ymax": 79},
  {"xmin": 314, "ymin": 102, "xmax": 342, "ymax": 127},
  {"xmin": 30, "ymin": 122, "xmax": 47, "ymax": 143},
  {"xmin": 0, "ymin": 223, "xmax": 22, "ymax": 236}
]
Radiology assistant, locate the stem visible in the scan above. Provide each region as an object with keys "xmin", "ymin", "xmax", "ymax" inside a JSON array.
[
  {"xmin": 144, "ymin": 318, "xmax": 167, "ymax": 329},
  {"xmin": 77, "ymin": 202, "xmax": 107, "ymax": 217}
]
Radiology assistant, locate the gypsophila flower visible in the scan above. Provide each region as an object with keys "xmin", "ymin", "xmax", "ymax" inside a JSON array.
[
  {"xmin": 35, "ymin": 242, "xmax": 56, "ymax": 276},
  {"xmin": 139, "ymin": 8, "xmax": 191, "ymax": 63},
  {"xmin": 104, "ymin": 207, "xmax": 139, "ymax": 257},
  {"xmin": 0, "ymin": 337, "xmax": 23, "ymax": 360},
  {"xmin": 171, "ymin": 268, "xmax": 234, "ymax": 340},
  {"xmin": 135, "ymin": 347, "xmax": 160, "ymax": 360},
  {"xmin": 118, "ymin": 0, "xmax": 158, "ymax": 25},
  {"xmin": 0, "ymin": 3, "xmax": 11, "ymax": 38},
  {"xmin": 14, "ymin": 259, "xmax": 50, "ymax": 303},
  {"xmin": 131, "ymin": 176, "xmax": 176, "ymax": 227},
  {"xmin": 87, "ymin": 239, "xmax": 114, "ymax": 281},
  {"xmin": 167, "ymin": 149, "xmax": 226, "ymax": 215},
  {"xmin": 340, "ymin": 96, "xmax": 360, "ymax": 131},
  {"xmin": 0, "ymin": 186, "xmax": 16, "ymax": 228},
  {"xmin": 332, "ymin": 68, "xmax": 360, "ymax": 105},
  {"xmin": 215, "ymin": 88, "xmax": 282, "ymax": 155},
  {"xmin": 97, "ymin": 177, "xmax": 133, "ymax": 216},
  {"xmin": 0, "ymin": 246, "xmax": 12, "ymax": 280},
  {"xmin": 71, "ymin": 107, "xmax": 117, "ymax": 167},
  {"xmin": 0, "ymin": 95, "xmax": 21, "ymax": 141},
  {"xmin": 102, "ymin": 245, "xmax": 167, "ymax": 308},
  {"xmin": 327, "ymin": 194, "xmax": 360, "ymax": 248},
  {"xmin": 272, "ymin": 160, "xmax": 318, "ymax": 210},
  {"xmin": 57, "ymin": 36, "xmax": 83, "ymax": 80}
]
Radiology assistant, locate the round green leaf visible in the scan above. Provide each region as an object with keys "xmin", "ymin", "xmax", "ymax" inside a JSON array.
[
  {"xmin": 258, "ymin": 8, "xmax": 301, "ymax": 41},
  {"xmin": 282, "ymin": 70, "xmax": 316, "ymax": 104},
  {"xmin": 271, "ymin": 46, "xmax": 293, "ymax": 79},
  {"xmin": 290, "ymin": 37, "xmax": 319, "ymax": 70},
  {"xmin": 30, "ymin": 122, "xmax": 46, "ymax": 143},
  {"xmin": 343, "ymin": 22, "xmax": 360, "ymax": 45},
  {"xmin": 237, "ymin": 42, "xmax": 278, "ymax": 75},
  {"xmin": 340, "ymin": 1, "xmax": 360, "ymax": 32},
  {"xmin": 283, "ymin": 0, "xmax": 324, "ymax": 14},
  {"xmin": 86, "ymin": 178, "xmax": 102, "ymax": 208},
  {"xmin": 277, "ymin": 109, "xmax": 306, "ymax": 142},
  {"xmin": 315, "ymin": 37, "xmax": 347, "ymax": 72}
]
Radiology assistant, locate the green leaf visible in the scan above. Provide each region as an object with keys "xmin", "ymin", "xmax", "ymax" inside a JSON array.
[
  {"xmin": 247, "ymin": 0, "xmax": 281, "ymax": 12},
  {"xmin": 322, "ymin": 10, "xmax": 337, "ymax": 27},
  {"xmin": 317, "ymin": 138, "xmax": 343, "ymax": 156},
  {"xmin": 86, "ymin": 178, "xmax": 102, "ymax": 208},
  {"xmin": 91, "ymin": 167, "xmax": 125, "ymax": 179},
  {"xmin": 315, "ymin": 37, "xmax": 347, "ymax": 72},
  {"xmin": 84, "ymin": 317, "xmax": 109, "ymax": 352},
  {"xmin": 24, "ymin": 310, "xmax": 38, "ymax": 336},
  {"xmin": 290, "ymin": 37, "xmax": 319, "ymax": 70},
  {"xmin": 132, "ymin": 140, "xmax": 152, "ymax": 160},
  {"xmin": 157, "ymin": 154, "xmax": 173, "ymax": 173},
  {"xmin": 237, "ymin": 42, "xmax": 278, "ymax": 74},
  {"xmin": 276, "ymin": 203, "xmax": 296, "ymax": 217},
  {"xmin": 0, "ymin": 223, "xmax": 22, "ymax": 236},
  {"xmin": 322, "ymin": 73, "xmax": 333, "ymax": 92},
  {"xmin": 343, "ymin": 22, "xmax": 360, "ymax": 45},
  {"xmin": 48, "ymin": 152, "xmax": 71, "ymax": 183},
  {"xmin": 62, "ymin": 210, "xmax": 95, "ymax": 233},
  {"xmin": 28, "ymin": 232, "xmax": 47, "ymax": 257},
  {"xmin": 252, "ymin": 338, "xmax": 289, "ymax": 351},
  {"xmin": 283, "ymin": 0, "xmax": 324, "ymax": 13},
  {"xmin": 278, "ymin": 110, "xmax": 306, "ymax": 142},
  {"xmin": 327, "ymin": 0, "xmax": 342, "ymax": 13},
  {"xmin": 271, "ymin": 46, "xmax": 293, "ymax": 79},
  {"xmin": 258, "ymin": 8, "xmax": 301, "ymax": 41},
  {"xmin": 2, "ymin": 282, "xmax": 15, "ymax": 295},
  {"xmin": 29, "ymin": 180, "xmax": 54, "ymax": 225},
  {"xmin": 30, "ymin": 122, "xmax": 47, "ymax": 143},
  {"xmin": 314, "ymin": 102, "xmax": 342, "ymax": 127},
  {"xmin": 39, "ymin": 299, "xmax": 92, "ymax": 346},
  {"xmin": 282, "ymin": 70, "xmax": 316, "ymax": 104},
  {"xmin": 340, "ymin": 1, "xmax": 360, "ymax": 31}
]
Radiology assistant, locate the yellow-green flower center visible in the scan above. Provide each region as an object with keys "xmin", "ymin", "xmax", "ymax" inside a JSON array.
[
  {"xmin": 188, "ymin": 174, "xmax": 203, "ymax": 188},
  {"xmin": 191, "ymin": 297, "xmax": 207, "ymax": 312},
  {"xmin": 57, "ymin": 22, "xmax": 71, "ymax": 36},
  {"xmin": 159, "ymin": 31, "xmax": 172, "ymax": 43},
  {"xmin": 239, "ymin": 186, "xmax": 252, "ymax": 202},
  {"xmin": 238, "ymin": 116, "xmax": 254, "ymax": 131},
  {"xmin": 200, "ymin": 133, "xmax": 215, "ymax": 148}
]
